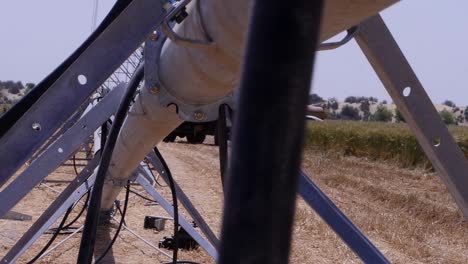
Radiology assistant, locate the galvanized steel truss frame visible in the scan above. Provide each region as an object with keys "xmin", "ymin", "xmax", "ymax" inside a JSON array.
[{"xmin": 0, "ymin": 3, "xmax": 466, "ymax": 263}]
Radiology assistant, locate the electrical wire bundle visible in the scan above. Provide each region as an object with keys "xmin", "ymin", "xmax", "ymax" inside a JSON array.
[
  {"xmin": 77, "ymin": 64, "xmax": 144, "ymax": 263},
  {"xmin": 94, "ymin": 182, "xmax": 130, "ymax": 263},
  {"xmin": 26, "ymin": 190, "xmax": 90, "ymax": 264},
  {"xmin": 154, "ymin": 147, "xmax": 200, "ymax": 264}
]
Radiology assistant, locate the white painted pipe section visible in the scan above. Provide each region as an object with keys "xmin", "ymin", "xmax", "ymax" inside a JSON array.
[
  {"xmin": 100, "ymin": 0, "xmax": 251, "ymax": 210},
  {"xmin": 100, "ymin": 0, "xmax": 399, "ymax": 211}
]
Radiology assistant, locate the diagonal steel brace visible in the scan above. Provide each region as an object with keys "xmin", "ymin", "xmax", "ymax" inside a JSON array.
[
  {"xmin": 355, "ymin": 15, "xmax": 468, "ymax": 218},
  {"xmin": 0, "ymin": 0, "xmax": 165, "ymax": 187}
]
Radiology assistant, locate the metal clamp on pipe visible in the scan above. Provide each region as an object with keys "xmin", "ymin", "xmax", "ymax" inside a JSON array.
[
  {"xmin": 162, "ymin": 0, "xmax": 215, "ymax": 50},
  {"xmin": 318, "ymin": 26, "xmax": 360, "ymax": 51},
  {"xmin": 144, "ymin": 22, "xmax": 234, "ymax": 123}
]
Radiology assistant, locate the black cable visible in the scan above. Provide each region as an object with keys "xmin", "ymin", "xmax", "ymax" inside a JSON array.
[
  {"xmin": 217, "ymin": 105, "xmax": 230, "ymax": 190},
  {"xmin": 27, "ymin": 207, "xmax": 73, "ymax": 264},
  {"xmin": 153, "ymin": 147, "xmax": 179, "ymax": 264},
  {"xmin": 72, "ymin": 155, "xmax": 79, "ymax": 176},
  {"xmin": 163, "ymin": 260, "xmax": 200, "ymax": 264},
  {"xmin": 144, "ymin": 159, "xmax": 167, "ymax": 187},
  {"xmin": 129, "ymin": 188, "xmax": 158, "ymax": 203},
  {"xmin": 100, "ymin": 119, "xmax": 108, "ymax": 151},
  {"xmin": 63, "ymin": 190, "xmax": 90, "ymax": 230},
  {"xmin": 45, "ymin": 190, "xmax": 90, "ymax": 235},
  {"xmin": 77, "ymin": 64, "xmax": 144, "ymax": 264},
  {"xmin": 86, "ymin": 142, "xmax": 95, "ymax": 158},
  {"xmin": 94, "ymin": 182, "xmax": 131, "ymax": 264},
  {"xmin": 114, "ymin": 201, "xmax": 127, "ymax": 226}
]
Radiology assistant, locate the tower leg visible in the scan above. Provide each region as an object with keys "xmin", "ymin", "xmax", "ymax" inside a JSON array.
[{"xmin": 356, "ymin": 15, "xmax": 468, "ymax": 218}]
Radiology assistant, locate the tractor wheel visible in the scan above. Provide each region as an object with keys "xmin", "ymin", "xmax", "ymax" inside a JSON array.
[
  {"xmin": 163, "ymin": 134, "xmax": 177, "ymax": 143},
  {"xmin": 187, "ymin": 133, "xmax": 206, "ymax": 144}
]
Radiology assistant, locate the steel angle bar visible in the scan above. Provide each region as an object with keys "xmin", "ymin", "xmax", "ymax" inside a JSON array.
[
  {"xmin": 0, "ymin": 211, "xmax": 32, "ymax": 221},
  {"xmin": 135, "ymin": 174, "xmax": 219, "ymax": 260},
  {"xmin": 318, "ymin": 26, "xmax": 359, "ymax": 51},
  {"xmin": 0, "ymin": 85, "xmax": 125, "ymax": 219},
  {"xmin": 39, "ymin": 225, "xmax": 84, "ymax": 260},
  {"xmin": 145, "ymin": 152, "xmax": 220, "ymax": 248},
  {"xmin": 137, "ymin": 162, "xmax": 156, "ymax": 186},
  {"xmin": 298, "ymin": 171, "xmax": 389, "ymax": 263},
  {"xmin": 30, "ymin": 106, "xmax": 86, "ymax": 163},
  {"xmin": 1, "ymin": 154, "xmax": 99, "ymax": 264},
  {"xmin": 110, "ymin": 216, "xmax": 172, "ymax": 259},
  {"xmin": 355, "ymin": 15, "xmax": 468, "ymax": 218},
  {"xmin": 0, "ymin": 0, "xmax": 166, "ymax": 187},
  {"xmin": 0, "ymin": 0, "xmax": 133, "ymax": 138}
]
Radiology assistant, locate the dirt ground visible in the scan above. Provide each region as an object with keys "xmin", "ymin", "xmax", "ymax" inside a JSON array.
[{"xmin": 1, "ymin": 136, "xmax": 468, "ymax": 263}]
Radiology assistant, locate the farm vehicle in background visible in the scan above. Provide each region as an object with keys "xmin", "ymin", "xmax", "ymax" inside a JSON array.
[{"xmin": 163, "ymin": 105, "xmax": 325, "ymax": 144}]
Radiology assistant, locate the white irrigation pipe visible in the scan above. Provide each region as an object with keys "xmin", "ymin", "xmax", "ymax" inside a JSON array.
[{"xmin": 99, "ymin": 0, "xmax": 400, "ymax": 211}]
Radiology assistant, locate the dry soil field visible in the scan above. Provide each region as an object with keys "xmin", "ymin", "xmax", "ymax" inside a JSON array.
[{"xmin": 1, "ymin": 137, "xmax": 468, "ymax": 263}]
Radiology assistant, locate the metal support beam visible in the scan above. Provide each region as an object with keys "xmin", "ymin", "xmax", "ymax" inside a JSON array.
[
  {"xmin": 146, "ymin": 152, "xmax": 220, "ymax": 248},
  {"xmin": 2, "ymin": 154, "xmax": 217, "ymax": 262},
  {"xmin": 1, "ymin": 155, "xmax": 99, "ymax": 264},
  {"xmin": 136, "ymin": 174, "xmax": 219, "ymax": 260},
  {"xmin": 298, "ymin": 171, "xmax": 389, "ymax": 263},
  {"xmin": 355, "ymin": 15, "xmax": 468, "ymax": 218},
  {"xmin": 0, "ymin": 211, "xmax": 32, "ymax": 222},
  {"xmin": 0, "ymin": 85, "xmax": 124, "ymax": 218},
  {"xmin": 0, "ymin": 0, "xmax": 165, "ymax": 187}
]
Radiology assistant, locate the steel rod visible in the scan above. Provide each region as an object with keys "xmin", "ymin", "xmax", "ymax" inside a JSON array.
[{"xmin": 298, "ymin": 171, "xmax": 389, "ymax": 263}]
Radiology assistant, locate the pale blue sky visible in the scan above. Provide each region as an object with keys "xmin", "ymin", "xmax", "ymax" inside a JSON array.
[{"xmin": 0, "ymin": 1, "xmax": 467, "ymax": 105}]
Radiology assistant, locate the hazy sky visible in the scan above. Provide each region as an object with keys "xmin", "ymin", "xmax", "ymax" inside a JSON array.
[{"xmin": 0, "ymin": 1, "xmax": 467, "ymax": 105}]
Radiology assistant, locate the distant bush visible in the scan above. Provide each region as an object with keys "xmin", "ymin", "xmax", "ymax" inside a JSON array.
[
  {"xmin": 0, "ymin": 80, "xmax": 23, "ymax": 91},
  {"xmin": 8, "ymin": 86, "xmax": 20, "ymax": 94},
  {"xmin": 25, "ymin": 83, "xmax": 35, "ymax": 91},
  {"xmin": 344, "ymin": 96, "xmax": 359, "ymax": 104},
  {"xmin": 395, "ymin": 109, "xmax": 405, "ymax": 123},
  {"xmin": 465, "ymin": 107, "xmax": 468, "ymax": 122},
  {"xmin": 372, "ymin": 105, "xmax": 393, "ymax": 122},
  {"xmin": 439, "ymin": 109, "xmax": 455, "ymax": 125},
  {"xmin": 309, "ymin": 93, "xmax": 324, "ymax": 104},
  {"xmin": 327, "ymin": 98, "xmax": 339, "ymax": 111},
  {"xmin": 340, "ymin": 105, "xmax": 360, "ymax": 120},
  {"xmin": 345, "ymin": 96, "xmax": 378, "ymax": 104},
  {"xmin": 443, "ymin": 100, "xmax": 456, "ymax": 108},
  {"xmin": 360, "ymin": 100, "xmax": 371, "ymax": 121}
]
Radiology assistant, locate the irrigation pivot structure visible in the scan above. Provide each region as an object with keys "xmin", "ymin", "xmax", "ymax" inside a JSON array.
[{"xmin": 1, "ymin": 0, "xmax": 467, "ymax": 263}]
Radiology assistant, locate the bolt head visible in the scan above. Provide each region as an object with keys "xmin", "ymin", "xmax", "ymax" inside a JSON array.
[
  {"xmin": 32, "ymin": 122, "xmax": 41, "ymax": 131},
  {"xmin": 149, "ymin": 86, "xmax": 160, "ymax": 94},
  {"xmin": 150, "ymin": 31, "xmax": 159, "ymax": 41},
  {"xmin": 194, "ymin": 112, "xmax": 205, "ymax": 121}
]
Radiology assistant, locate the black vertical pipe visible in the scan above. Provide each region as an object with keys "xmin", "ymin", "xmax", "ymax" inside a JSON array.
[
  {"xmin": 219, "ymin": 1, "xmax": 324, "ymax": 263},
  {"xmin": 100, "ymin": 121, "xmax": 108, "ymax": 151},
  {"xmin": 217, "ymin": 104, "xmax": 229, "ymax": 189},
  {"xmin": 77, "ymin": 65, "xmax": 144, "ymax": 264}
]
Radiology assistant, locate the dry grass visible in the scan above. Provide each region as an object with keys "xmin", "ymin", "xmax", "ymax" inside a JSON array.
[
  {"xmin": 305, "ymin": 121, "xmax": 468, "ymax": 168},
  {"xmin": 1, "ymin": 137, "xmax": 468, "ymax": 263},
  {"xmin": 298, "ymin": 148, "xmax": 468, "ymax": 263}
]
